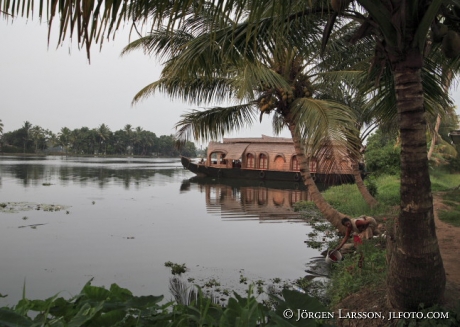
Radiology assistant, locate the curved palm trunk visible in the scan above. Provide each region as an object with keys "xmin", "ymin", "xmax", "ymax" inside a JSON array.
[
  {"xmin": 387, "ymin": 53, "xmax": 445, "ymax": 310},
  {"xmin": 286, "ymin": 113, "xmax": 347, "ymax": 234},
  {"xmin": 427, "ymin": 114, "xmax": 441, "ymax": 160},
  {"xmin": 352, "ymin": 162, "xmax": 378, "ymax": 208}
]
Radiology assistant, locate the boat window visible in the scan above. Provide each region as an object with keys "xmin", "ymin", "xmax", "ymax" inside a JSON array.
[
  {"xmin": 273, "ymin": 155, "xmax": 285, "ymax": 170},
  {"xmin": 292, "ymin": 156, "xmax": 299, "ymax": 171},
  {"xmin": 246, "ymin": 153, "xmax": 255, "ymax": 169},
  {"xmin": 259, "ymin": 153, "xmax": 268, "ymax": 170}
]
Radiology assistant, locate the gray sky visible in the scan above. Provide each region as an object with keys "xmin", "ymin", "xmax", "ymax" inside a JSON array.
[
  {"xmin": 1, "ymin": 19, "xmax": 286, "ymax": 141},
  {"xmin": 1, "ymin": 19, "xmax": 459, "ymax": 142}
]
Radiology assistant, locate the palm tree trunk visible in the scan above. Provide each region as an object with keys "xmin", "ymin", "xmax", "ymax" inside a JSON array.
[
  {"xmin": 352, "ymin": 162, "xmax": 378, "ymax": 208},
  {"xmin": 427, "ymin": 114, "xmax": 441, "ymax": 160},
  {"xmin": 387, "ymin": 53, "xmax": 445, "ymax": 310},
  {"xmin": 286, "ymin": 113, "xmax": 347, "ymax": 234}
]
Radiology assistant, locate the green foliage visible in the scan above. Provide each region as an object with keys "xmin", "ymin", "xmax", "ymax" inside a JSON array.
[
  {"xmin": 0, "ymin": 279, "xmax": 170, "ymax": 327},
  {"xmin": 165, "ymin": 261, "xmax": 188, "ymax": 275},
  {"xmin": 364, "ymin": 176, "xmax": 378, "ymax": 197},
  {"xmin": 1, "ymin": 122, "xmax": 199, "ymax": 157},
  {"xmin": 429, "ymin": 169, "xmax": 460, "ymax": 191},
  {"xmin": 322, "ymin": 184, "xmax": 375, "ymax": 217},
  {"xmin": 364, "ymin": 129, "xmax": 400, "ymax": 177},
  {"xmin": 321, "ymin": 178, "xmax": 399, "ymax": 217},
  {"xmin": 326, "ymin": 239, "xmax": 387, "ymax": 307},
  {"xmin": 0, "ymin": 281, "xmax": 337, "ymax": 327},
  {"xmin": 269, "ymin": 289, "xmax": 335, "ymax": 326},
  {"xmin": 438, "ymin": 189, "xmax": 460, "ymax": 227},
  {"xmin": 372, "ymin": 175, "xmax": 400, "ymax": 207},
  {"xmin": 446, "ymin": 149, "xmax": 460, "ymax": 173}
]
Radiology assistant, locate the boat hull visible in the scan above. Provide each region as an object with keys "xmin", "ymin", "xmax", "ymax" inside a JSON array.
[{"xmin": 181, "ymin": 157, "xmax": 356, "ymax": 185}]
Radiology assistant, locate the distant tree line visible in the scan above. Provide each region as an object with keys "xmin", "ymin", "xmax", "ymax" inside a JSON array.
[{"xmin": 0, "ymin": 121, "xmax": 200, "ymax": 157}]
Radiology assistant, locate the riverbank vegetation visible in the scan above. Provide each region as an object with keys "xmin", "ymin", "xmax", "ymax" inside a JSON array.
[{"xmin": 0, "ymin": 121, "xmax": 201, "ymax": 157}]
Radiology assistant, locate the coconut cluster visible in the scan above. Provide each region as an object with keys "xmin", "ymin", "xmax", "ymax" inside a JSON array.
[{"xmin": 433, "ymin": 23, "xmax": 460, "ymax": 58}]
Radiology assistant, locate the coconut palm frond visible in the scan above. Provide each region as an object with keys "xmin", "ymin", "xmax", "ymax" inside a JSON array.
[
  {"xmin": 314, "ymin": 70, "xmax": 366, "ymax": 91},
  {"xmin": 232, "ymin": 61, "xmax": 292, "ymax": 101},
  {"xmin": 290, "ymin": 97, "xmax": 360, "ymax": 159},
  {"xmin": 175, "ymin": 103, "xmax": 258, "ymax": 143},
  {"xmin": 121, "ymin": 28, "xmax": 194, "ymax": 61},
  {"xmin": 132, "ymin": 74, "xmax": 237, "ymax": 105},
  {"xmin": 271, "ymin": 111, "xmax": 286, "ymax": 135}
]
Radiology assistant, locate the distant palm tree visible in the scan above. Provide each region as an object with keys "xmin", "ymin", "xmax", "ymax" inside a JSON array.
[
  {"xmin": 58, "ymin": 127, "xmax": 72, "ymax": 155},
  {"xmin": 22, "ymin": 121, "xmax": 32, "ymax": 154},
  {"xmin": 123, "ymin": 124, "xmax": 133, "ymax": 155},
  {"xmin": 30, "ymin": 125, "xmax": 44, "ymax": 153},
  {"xmin": 97, "ymin": 124, "xmax": 112, "ymax": 155}
]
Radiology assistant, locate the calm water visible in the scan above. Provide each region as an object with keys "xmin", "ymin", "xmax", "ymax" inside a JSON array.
[{"xmin": 0, "ymin": 156, "xmax": 319, "ymax": 306}]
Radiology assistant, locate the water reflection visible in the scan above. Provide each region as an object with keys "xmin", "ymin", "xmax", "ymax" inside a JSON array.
[
  {"xmin": 0, "ymin": 156, "xmax": 180, "ymax": 189},
  {"xmin": 182, "ymin": 177, "xmax": 311, "ymax": 221},
  {"xmin": 0, "ymin": 156, "xmax": 318, "ymax": 308}
]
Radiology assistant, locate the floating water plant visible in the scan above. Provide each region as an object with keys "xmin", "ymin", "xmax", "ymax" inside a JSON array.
[{"xmin": 164, "ymin": 261, "xmax": 187, "ymax": 275}]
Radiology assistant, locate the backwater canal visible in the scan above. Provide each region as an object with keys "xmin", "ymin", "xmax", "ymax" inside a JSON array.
[{"xmin": 0, "ymin": 156, "xmax": 321, "ymax": 306}]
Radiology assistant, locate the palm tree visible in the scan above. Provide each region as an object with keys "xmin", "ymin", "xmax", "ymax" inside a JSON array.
[
  {"xmin": 21, "ymin": 121, "xmax": 32, "ymax": 154},
  {"xmin": 321, "ymin": 1, "xmax": 453, "ymax": 309},
  {"xmin": 123, "ymin": 124, "xmax": 133, "ymax": 155},
  {"xmin": 96, "ymin": 123, "xmax": 112, "ymax": 155},
  {"xmin": 58, "ymin": 127, "xmax": 72, "ymax": 155},
  {"xmin": 30, "ymin": 125, "xmax": 45, "ymax": 153},
  {"xmin": 123, "ymin": 11, "xmax": 367, "ymax": 232}
]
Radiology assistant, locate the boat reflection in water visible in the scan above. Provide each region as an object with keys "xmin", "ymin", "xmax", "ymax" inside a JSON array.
[{"xmin": 181, "ymin": 176, "xmax": 315, "ymax": 222}]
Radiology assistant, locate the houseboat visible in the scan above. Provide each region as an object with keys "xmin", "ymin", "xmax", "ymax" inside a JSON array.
[{"xmin": 181, "ymin": 135, "xmax": 358, "ymax": 184}]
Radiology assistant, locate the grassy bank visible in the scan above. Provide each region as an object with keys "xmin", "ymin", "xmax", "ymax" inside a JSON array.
[{"xmin": 300, "ymin": 169, "xmax": 460, "ymax": 308}]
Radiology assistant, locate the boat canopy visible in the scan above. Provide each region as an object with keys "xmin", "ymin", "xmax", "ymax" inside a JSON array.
[{"xmin": 223, "ymin": 143, "xmax": 250, "ymax": 160}]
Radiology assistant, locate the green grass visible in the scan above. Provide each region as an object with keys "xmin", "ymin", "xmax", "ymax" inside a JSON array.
[
  {"xmin": 438, "ymin": 189, "xmax": 460, "ymax": 227},
  {"xmin": 439, "ymin": 209, "xmax": 460, "ymax": 227},
  {"xmin": 430, "ymin": 170, "xmax": 460, "ymax": 191},
  {"xmin": 321, "ymin": 174, "xmax": 400, "ymax": 218},
  {"xmin": 327, "ymin": 238, "xmax": 387, "ymax": 307}
]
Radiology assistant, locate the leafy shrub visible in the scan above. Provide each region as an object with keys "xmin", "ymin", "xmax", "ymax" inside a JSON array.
[
  {"xmin": 364, "ymin": 176, "xmax": 378, "ymax": 197},
  {"xmin": 326, "ymin": 238, "xmax": 387, "ymax": 307},
  {"xmin": 0, "ymin": 281, "xmax": 335, "ymax": 327},
  {"xmin": 364, "ymin": 129, "xmax": 400, "ymax": 176}
]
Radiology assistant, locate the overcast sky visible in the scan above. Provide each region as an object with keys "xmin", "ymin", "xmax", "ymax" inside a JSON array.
[
  {"xmin": 1, "ymin": 18, "xmax": 287, "ymax": 142},
  {"xmin": 1, "ymin": 18, "xmax": 459, "ymax": 143}
]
